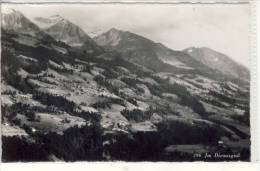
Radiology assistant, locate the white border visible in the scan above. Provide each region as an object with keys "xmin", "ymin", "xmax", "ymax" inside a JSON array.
[
  {"xmin": 0, "ymin": 0, "xmax": 253, "ymax": 4},
  {"xmin": 0, "ymin": 0, "xmax": 259, "ymax": 170},
  {"xmin": 1, "ymin": 162, "xmax": 260, "ymax": 171},
  {"xmin": 250, "ymin": 0, "xmax": 259, "ymax": 162}
]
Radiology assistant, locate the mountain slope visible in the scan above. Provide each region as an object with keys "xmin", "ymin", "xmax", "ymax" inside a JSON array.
[
  {"xmin": 33, "ymin": 15, "xmax": 104, "ymax": 56},
  {"xmin": 94, "ymin": 28, "xmax": 244, "ymax": 83},
  {"xmin": 94, "ymin": 28, "xmax": 161, "ymax": 64},
  {"xmin": 34, "ymin": 15, "xmax": 93, "ymax": 47},
  {"xmin": 184, "ymin": 47, "xmax": 250, "ymax": 81},
  {"xmin": 1, "ymin": 10, "xmax": 250, "ymax": 161},
  {"xmin": 2, "ymin": 8, "xmax": 51, "ymax": 40},
  {"xmin": 1, "ymin": 32, "xmax": 250, "ymax": 160},
  {"xmin": 94, "ymin": 29, "xmax": 201, "ymax": 71},
  {"xmin": 33, "ymin": 15, "xmax": 64, "ymax": 29}
]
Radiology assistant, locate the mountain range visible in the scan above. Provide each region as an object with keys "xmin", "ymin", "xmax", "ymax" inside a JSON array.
[
  {"xmin": 33, "ymin": 15, "xmax": 94, "ymax": 47},
  {"xmin": 184, "ymin": 47, "xmax": 249, "ymax": 80},
  {"xmin": 1, "ymin": 8, "xmax": 250, "ymax": 162},
  {"xmin": 94, "ymin": 28, "xmax": 249, "ymax": 82}
]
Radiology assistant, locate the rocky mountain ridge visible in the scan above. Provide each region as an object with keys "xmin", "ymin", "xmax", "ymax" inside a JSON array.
[{"xmin": 1, "ymin": 9, "xmax": 250, "ymax": 162}]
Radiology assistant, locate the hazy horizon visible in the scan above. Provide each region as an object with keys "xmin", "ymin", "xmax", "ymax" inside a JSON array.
[{"xmin": 2, "ymin": 3, "xmax": 251, "ymax": 68}]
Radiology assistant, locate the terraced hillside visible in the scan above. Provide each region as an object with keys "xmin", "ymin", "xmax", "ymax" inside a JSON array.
[{"xmin": 1, "ymin": 9, "xmax": 250, "ymax": 161}]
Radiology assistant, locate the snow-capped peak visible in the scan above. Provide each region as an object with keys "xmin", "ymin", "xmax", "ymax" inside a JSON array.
[
  {"xmin": 49, "ymin": 14, "xmax": 66, "ymax": 23},
  {"xmin": 109, "ymin": 28, "xmax": 120, "ymax": 33},
  {"xmin": 33, "ymin": 14, "xmax": 67, "ymax": 29},
  {"xmin": 2, "ymin": 8, "xmax": 21, "ymax": 15},
  {"xmin": 185, "ymin": 47, "xmax": 198, "ymax": 53},
  {"xmin": 49, "ymin": 14, "xmax": 63, "ymax": 20},
  {"xmin": 1, "ymin": 8, "xmax": 46, "ymax": 38},
  {"xmin": 2, "ymin": 8, "xmax": 14, "ymax": 14},
  {"xmin": 37, "ymin": 15, "xmax": 93, "ymax": 47},
  {"xmin": 2, "ymin": 8, "xmax": 25, "ymax": 30},
  {"xmin": 187, "ymin": 48, "xmax": 193, "ymax": 53},
  {"xmin": 94, "ymin": 28, "xmax": 123, "ymax": 46}
]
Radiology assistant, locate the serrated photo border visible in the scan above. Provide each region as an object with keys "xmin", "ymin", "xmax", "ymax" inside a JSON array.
[{"xmin": 0, "ymin": 0, "xmax": 259, "ymax": 169}]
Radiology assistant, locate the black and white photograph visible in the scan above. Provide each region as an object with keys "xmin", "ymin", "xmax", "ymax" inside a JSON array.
[{"xmin": 1, "ymin": 1, "xmax": 253, "ymax": 162}]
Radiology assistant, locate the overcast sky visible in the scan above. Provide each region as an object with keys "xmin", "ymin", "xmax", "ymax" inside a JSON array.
[{"xmin": 2, "ymin": 3, "xmax": 251, "ymax": 68}]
